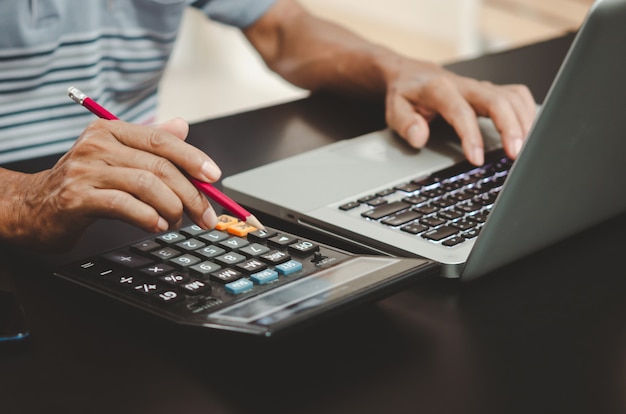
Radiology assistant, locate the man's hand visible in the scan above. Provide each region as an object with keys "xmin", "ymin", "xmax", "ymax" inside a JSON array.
[
  {"xmin": 383, "ymin": 60, "xmax": 536, "ymax": 165},
  {"xmin": 2, "ymin": 118, "xmax": 221, "ymax": 252},
  {"xmin": 245, "ymin": 0, "xmax": 537, "ymax": 165}
]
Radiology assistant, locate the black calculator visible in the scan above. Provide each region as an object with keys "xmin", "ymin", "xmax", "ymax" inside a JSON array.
[{"xmin": 53, "ymin": 215, "xmax": 436, "ymax": 337}]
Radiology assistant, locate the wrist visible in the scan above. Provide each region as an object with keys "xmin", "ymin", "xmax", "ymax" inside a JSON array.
[{"xmin": 0, "ymin": 169, "xmax": 35, "ymax": 247}]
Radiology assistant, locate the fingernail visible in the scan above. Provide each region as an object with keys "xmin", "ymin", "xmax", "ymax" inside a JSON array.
[
  {"xmin": 202, "ymin": 207, "xmax": 218, "ymax": 229},
  {"xmin": 472, "ymin": 147, "xmax": 484, "ymax": 166},
  {"xmin": 157, "ymin": 217, "xmax": 169, "ymax": 232},
  {"xmin": 513, "ymin": 138, "xmax": 524, "ymax": 156},
  {"xmin": 406, "ymin": 124, "xmax": 421, "ymax": 147},
  {"xmin": 201, "ymin": 160, "xmax": 221, "ymax": 182}
]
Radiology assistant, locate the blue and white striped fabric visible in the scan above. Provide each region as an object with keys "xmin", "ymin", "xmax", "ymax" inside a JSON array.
[{"xmin": 0, "ymin": 0, "xmax": 275, "ymax": 163}]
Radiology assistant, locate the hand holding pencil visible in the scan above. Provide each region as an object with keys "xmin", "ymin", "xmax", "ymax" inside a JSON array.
[
  {"xmin": 67, "ymin": 86, "xmax": 264, "ymax": 231},
  {"xmin": 1, "ymin": 86, "xmax": 266, "ymax": 252}
]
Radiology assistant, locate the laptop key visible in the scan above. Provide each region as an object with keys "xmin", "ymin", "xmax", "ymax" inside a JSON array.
[
  {"xmin": 381, "ymin": 210, "xmax": 422, "ymax": 226},
  {"xmin": 422, "ymin": 226, "xmax": 459, "ymax": 241},
  {"xmin": 361, "ymin": 201, "xmax": 410, "ymax": 220}
]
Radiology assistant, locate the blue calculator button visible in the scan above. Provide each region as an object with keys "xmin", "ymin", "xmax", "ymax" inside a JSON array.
[
  {"xmin": 250, "ymin": 269, "xmax": 279, "ymax": 285},
  {"xmin": 225, "ymin": 278, "xmax": 254, "ymax": 294},
  {"xmin": 275, "ymin": 260, "xmax": 302, "ymax": 276}
]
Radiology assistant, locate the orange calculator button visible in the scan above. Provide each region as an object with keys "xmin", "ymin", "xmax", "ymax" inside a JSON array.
[
  {"xmin": 215, "ymin": 214, "xmax": 239, "ymax": 231},
  {"xmin": 227, "ymin": 222, "xmax": 257, "ymax": 237}
]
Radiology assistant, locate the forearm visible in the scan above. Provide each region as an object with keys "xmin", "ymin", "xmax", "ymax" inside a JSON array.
[
  {"xmin": 0, "ymin": 168, "xmax": 35, "ymax": 247},
  {"xmin": 244, "ymin": 0, "xmax": 404, "ymax": 99}
]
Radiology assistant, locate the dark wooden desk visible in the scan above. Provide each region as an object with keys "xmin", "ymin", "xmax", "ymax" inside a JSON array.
[{"xmin": 3, "ymin": 32, "xmax": 625, "ymax": 414}]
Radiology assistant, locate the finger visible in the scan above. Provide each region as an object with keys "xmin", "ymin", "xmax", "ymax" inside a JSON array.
[
  {"xmin": 153, "ymin": 117, "xmax": 190, "ymax": 141},
  {"xmin": 465, "ymin": 82, "xmax": 528, "ymax": 159},
  {"xmin": 503, "ymin": 84, "xmax": 537, "ymax": 136},
  {"xmin": 104, "ymin": 119, "xmax": 221, "ymax": 182},
  {"xmin": 81, "ymin": 120, "xmax": 219, "ymax": 228},
  {"xmin": 151, "ymin": 119, "xmax": 220, "ymax": 228},
  {"xmin": 83, "ymin": 187, "xmax": 170, "ymax": 233},
  {"xmin": 96, "ymin": 166, "xmax": 187, "ymax": 229},
  {"xmin": 424, "ymin": 78, "xmax": 485, "ymax": 165},
  {"xmin": 386, "ymin": 94, "xmax": 431, "ymax": 148},
  {"xmin": 97, "ymin": 146, "xmax": 216, "ymax": 229},
  {"xmin": 94, "ymin": 168, "xmax": 217, "ymax": 231}
]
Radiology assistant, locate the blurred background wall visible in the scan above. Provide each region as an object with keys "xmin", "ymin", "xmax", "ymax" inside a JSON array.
[{"xmin": 157, "ymin": 0, "xmax": 594, "ymax": 123}]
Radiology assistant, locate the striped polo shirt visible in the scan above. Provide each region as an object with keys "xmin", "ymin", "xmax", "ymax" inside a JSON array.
[{"xmin": 0, "ymin": 0, "xmax": 275, "ymax": 163}]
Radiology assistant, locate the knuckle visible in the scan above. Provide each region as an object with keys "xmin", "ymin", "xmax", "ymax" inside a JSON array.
[
  {"xmin": 134, "ymin": 169, "xmax": 157, "ymax": 192},
  {"xmin": 483, "ymin": 93, "xmax": 508, "ymax": 111},
  {"xmin": 187, "ymin": 188, "xmax": 207, "ymax": 211},
  {"xmin": 100, "ymin": 191, "xmax": 125, "ymax": 215},
  {"xmin": 151, "ymin": 157, "xmax": 173, "ymax": 179},
  {"xmin": 54, "ymin": 188, "xmax": 81, "ymax": 212},
  {"xmin": 146, "ymin": 129, "xmax": 168, "ymax": 151}
]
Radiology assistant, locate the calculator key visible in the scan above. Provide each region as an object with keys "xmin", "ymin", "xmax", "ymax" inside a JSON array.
[
  {"xmin": 219, "ymin": 237, "xmax": 249, "ymax": 250},
  {"xmin": 179, "ymin": 224, "xmax": 208, "ymax": 237},
  {"xmin": 151, "ymin": 247, "xmax": 181, "ymax": 261},
  {"xmin": 155, "ymin": 290, "xmax": 183, "ymax": 305},
  {"xmin": 159, "ymin": 272, "xmax": 190, "ymax": 285},
  {"xmin": 156, "ymin": 232, "xmax": 186, "ymax": 245},
  {"xmin": 211, "ymin": 268, "xmax": 243, "ymax": 284},
  {"xmin": 199, "ymin": 230, "xmax": 230, "ymax": 244},
  {"xmin": 133, "ymin": 281, "xmax": 165, "ymax": 296},
  {"xmin": 275, "ymin": 260, "xmax": 303, "ymax": 276},
  {"xmin": 214, "ymin": 215, "xmax": 239, "ymax": 231},
  {"xmin": 269, "ymin": 234, "xmax": 298, "ymax": 248},
  {"xmin": 130, "ymin": 239, "xmax": 161, "ymax": 254},
  {"xmin": 71, "ymin": 259, "xmax": 113, "ymax": 278},
  {"xmin": 259, "ymin": 250, "xmax": 291, "ymax": 265},
  {"xmin": 235, "ymin": 259, "xmax": 268, "ymax": 275},
  {"xmin": 75, "ymin": 264, "xmax": 124, "ymax": 283},
  {"xmin": 103, "ymin": 251, "xmax": 153, "ymax": 268},
  {"xmin": 175, "ymin": 238, "xmax": 206, "ymax": 252},
  {"xmin": 288, "ymin": 240, "xmax": 319, "ymax": 256},
  {"xmin": 195, "ymin": 245, "xmax": 226, "ymax": 259},
  {"xmin": 226, "ymin": 222, "xmax": 257, "ymax": 237},
  {"xmin": 214, "ymin": 252, "xmax": 246, "ymax": 267},
  {"xmin": 247, "ymin": 228, "xmax": 277, "ymax": 243},
  {"xmin": 179, "ymin": 279, "xmax": 211, "ymax": 295},
  {"xmin": 91, "ymin": 267, "xmax": 122, "ymax": 282},
  {"xmin": 250, "ymin": 269, "xmax": 278, "ymax": 285},
  {"xmin": 169, "ymin": 254, "xmax": 202, "ymax": 269},
  {"xmin": 190, "ymin": 261, "xmax": 222, "ymax": 277},
  {"xmin": 239, "ymin": 243, "xmax": 271, "ymax": 258},
  {"xmin": 225, "ymin": 278, "xmax": 254, "ymax": 294},
  {"xmin": 115, "ymin": 274, "xmax": 145, "ymax": 288},
  {"xmin": 140, "ymin": 263, "xmax": 175, "ymax": 277}
]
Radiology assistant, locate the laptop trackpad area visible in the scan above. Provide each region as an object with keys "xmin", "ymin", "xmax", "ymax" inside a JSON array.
[{"xmin": 222, "ymin": 118, "xmax": 502, "ymax": 214}]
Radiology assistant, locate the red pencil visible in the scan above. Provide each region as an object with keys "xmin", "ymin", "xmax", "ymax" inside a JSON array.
[{"xmin": 67, "ymin": 86, "xmax": 264, "ymax": 230}]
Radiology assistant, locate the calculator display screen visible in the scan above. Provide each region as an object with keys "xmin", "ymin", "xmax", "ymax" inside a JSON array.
[{"xmin": 210, "ymin": 257, "xmax": 402, "ymax": 326}]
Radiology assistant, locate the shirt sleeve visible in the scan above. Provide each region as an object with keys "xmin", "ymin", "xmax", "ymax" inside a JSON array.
[{"xmin": 191, "ymin": 0, "xmax": 278, "ymax": 28}]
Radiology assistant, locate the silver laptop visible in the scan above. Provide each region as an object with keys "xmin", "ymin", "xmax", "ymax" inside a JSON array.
[{"xmin": 223, "ymin": 0, "xmax": 626, "ymax": 281}]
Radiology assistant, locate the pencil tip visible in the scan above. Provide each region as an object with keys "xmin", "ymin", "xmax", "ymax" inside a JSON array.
[{"xmin": 246, "ymin": 215, "xmax": 265, "ymax": 230}]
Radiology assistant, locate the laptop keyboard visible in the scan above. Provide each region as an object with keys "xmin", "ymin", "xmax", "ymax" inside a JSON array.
[{"xmin": 338, "ymin": 149, "xmax": 512, "ymax": 247}]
